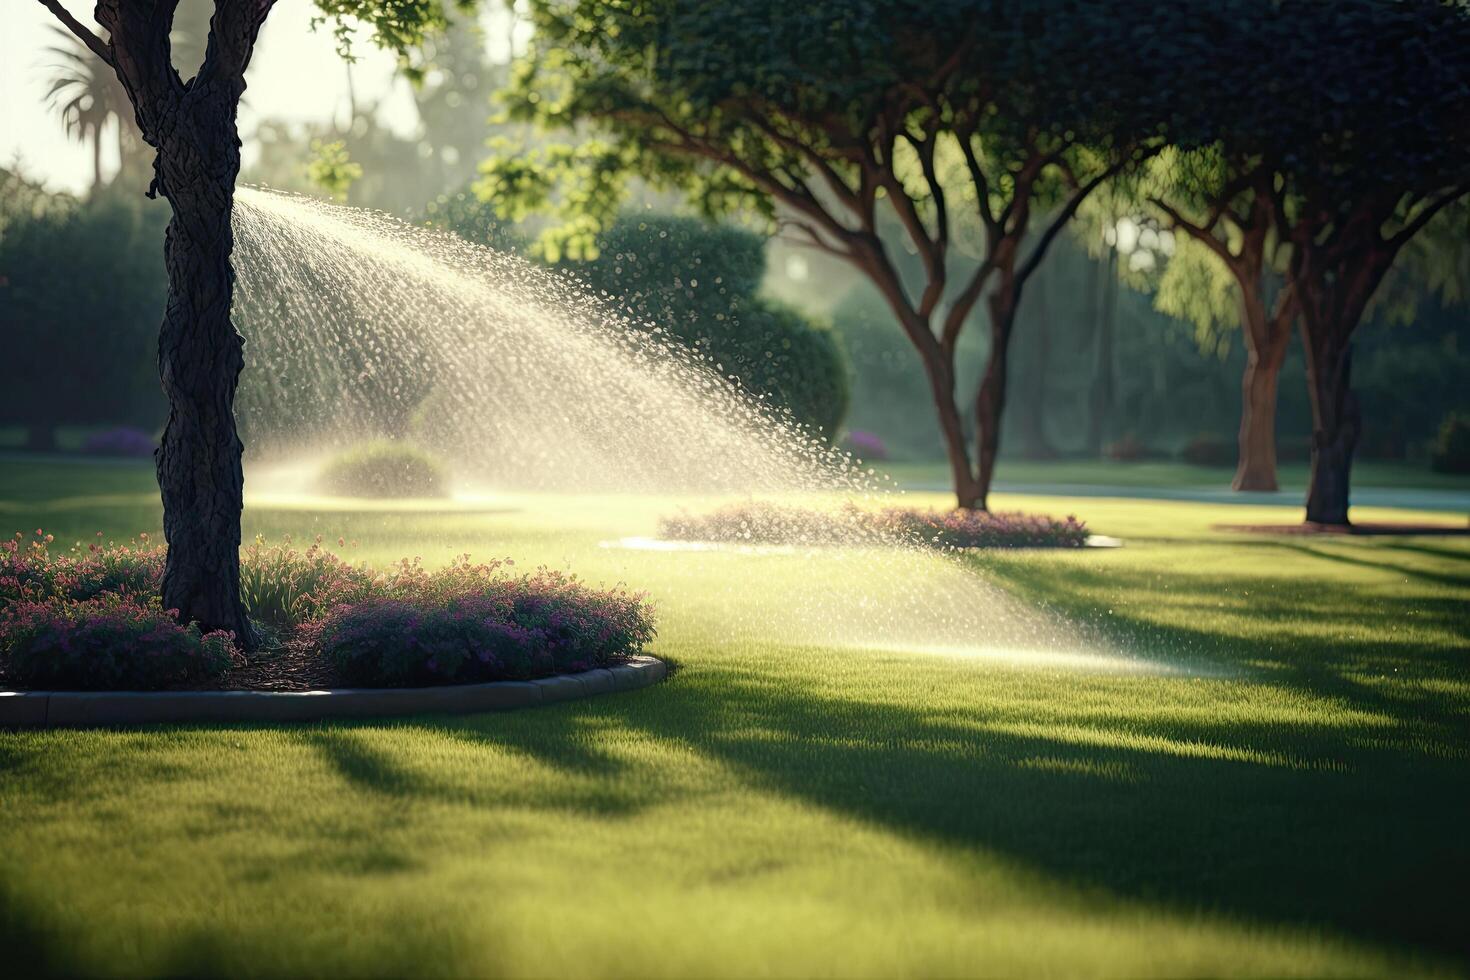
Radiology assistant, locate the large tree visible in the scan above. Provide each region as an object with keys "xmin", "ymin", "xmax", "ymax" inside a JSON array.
[
  {"xmin": 1255, "ymin": 1, "xmax": 1470, "ymax": 524},
  {"xmin": 36, "ymin": 0, "xmax": 469, "ymax": 642},
  {"xmin": 1145, "ymin": 151, "xmax": 1297, "ymax": 491},
  {"xmin": 478, "ymin": 0, "xmax": 1175, "ymax": 510}
]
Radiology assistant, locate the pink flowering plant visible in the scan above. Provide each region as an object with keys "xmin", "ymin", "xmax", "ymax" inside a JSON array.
[
  {"xmin": 660, "ymin": 501, "xmax": 1088, "ymax": 550},
  {"xmin": 1, "ymin": 531, "xmax": 165, "ymax": 605},
  {"xmin": 1, "ymin": 592, "xmax": 236, "ymax": 690},
  {"xmin": 304, "ymin": 558, "xmax": 655, "ymax": 686},
  {"xmin": 2, "ymin": 530, "xmax": 656, "ymax": 691}
]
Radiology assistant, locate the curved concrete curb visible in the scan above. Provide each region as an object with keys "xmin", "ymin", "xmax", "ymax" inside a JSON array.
[{"xmin": 0, "ymin": 655, "xmax": 667, "ymax": 730}]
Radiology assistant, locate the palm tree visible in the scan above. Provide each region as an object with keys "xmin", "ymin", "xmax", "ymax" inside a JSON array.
[{"xmin": 43, "ymin": 26, "xmax": 131, "ymax": 194}]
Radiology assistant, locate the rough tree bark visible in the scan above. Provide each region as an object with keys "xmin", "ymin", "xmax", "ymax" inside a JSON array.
[
  {"xmin": 1298, "ymin": 314, "xmax": 1359, "ymax": 526},
  {"xmin": 1153, "ymin": 183, "xmax": 1296, "ymax": 492},
  {"xmin": 1232, "ymin": 279, "xmax": 1294, "ymax": 492},
  {"xmin": 1288, "ymin": 216, "xmax": 1394, "ymax": 527},
  {"xmin": 43, "ymin": 0, "xmax": 274, "ymax": 644},
  {"xmin": 1017, "ymin": 262, "xmax": 1057, "ymax": 460},
  {"xmin": 153, "ymin": 111, "xmax": 252, "ymax": 643},
  {"xmin": 973, "ymin": 290, "xmax": 1016, "ymax": 512}
]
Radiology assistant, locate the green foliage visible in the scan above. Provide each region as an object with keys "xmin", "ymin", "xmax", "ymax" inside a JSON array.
[
  {"xmin": 0, "ymin": 190, "xmax": 168, "ymax": 441},
  {"xmin": 563, "ymin": 214, "xmax": 849, "ymax": 435},
  {"xmin": 315, "ymin": 441, "xmax": 450, "ymax": 498},
  {"xmin": 479, "ymin": 0, "xmax": 1171, "ymax": 262},
  {"xmin": 305, "ymin": 140, "xmax": 364, "ymax": 201},
  {"xmin": 309, "ymin": 0, "xmax": 466, "ymax": 78},
  {"xmin": 1430, "ymin": 413, "xmax": 1470, "ymax": 475},
  {"xmin": 238, "ymin": 536, "xmax": 375, "ymax": 631},
  {"xmin": 421, "ymin": 187, "xmax": 526, "ymax": 252}
]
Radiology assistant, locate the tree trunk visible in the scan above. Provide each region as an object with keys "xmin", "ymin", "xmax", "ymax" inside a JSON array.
[
  {"xmin": 1232, "ymin": 283, "xmax": 1291, "ymax": 492},
  {"xmin": 1017, "ymin": 262, "xmax": 1056, "ymax": 459},
  {"xmin": 1233, "ymin": 349, "xmax": 1285, "ymax": 492},
  {"xmin": 918, "ymin": 348, "xmax": 982, "ymax": 510},
  {"xmin": 1299, "ymin": 316, "xmax": 1359, "ymax": 527},
  {"xmin": 151, "ymin": 106, "xmax": 253, "ymax": 644},
  {"xmin": 1085, "ymin": 249, "xmax": 1117, "ymax": 456},
  {"xmin": 973, "ymin": 292, "xmax": 1017, "ymax": 512}
]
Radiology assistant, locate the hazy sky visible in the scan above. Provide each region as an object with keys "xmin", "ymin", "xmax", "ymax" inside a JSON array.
[{"xmin": 0, "ymin": 0, "xmax": 509, "ymax": 194}]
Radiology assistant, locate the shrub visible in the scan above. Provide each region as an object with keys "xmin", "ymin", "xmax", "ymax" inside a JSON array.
[
  {"xmin": 660, "ymin": 501, "xmax": 1088, "ymax": 549},
  {"xmin": 1430, "ymin": 412, "xmax": 1470, "ymax": 474},
  {"xmin": 239, "ymin": 535, "xmax": 379, "ymax": 629},
  {"xmin": 561, "ymin": 214, "xmax": 851, "ymax": 436},
  {"xmin": 2, "ymin": 534, "xmax": 658, "ymax": 691},
  {"xmin": 307, "ymin": 559, "xmax": 656, "ymax": 686},
  {"xmin": 869, "ymin": 508, "xmax": 1089, "ymax": 550},
  {"xmin": 316, "ymin": 441, "xmax": 449, "ymax": 498},
  {"xmin": 660, "ymin": 501, "xmax": 866, "ymax": 547},
  {"xmin": 1178, "ymin": 434, "xmax": 1236, "ymax": 467},
  {"xmin": 82, "ymin": 426, "xmax": 157, "ymax": 457},
  {"xmin": 840, "ymin": 430, "xmax": 889, "ymax": 461},
  {"xmin": 0, "ymin": 592, "xmax": 235, "ymax": 690}
]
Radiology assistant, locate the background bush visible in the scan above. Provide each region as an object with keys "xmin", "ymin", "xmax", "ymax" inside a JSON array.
[
  {"xmin": 315, "ymin": 441, "xmax": 449, "ymax": 498},
  {"xmin": 660, "ymin": 501, "xmax": 1089, "ymax": 550},
  {"xmin": 561, "ymin": 214, "xmax": 850, "ymax": 437},
  {"xmin": 1431, "ymin": 412, "xmax": 1470, "ymax": 474},
  {"xmin": 0, "ymin": 180, "xmax": 169, "ymax": 450}
]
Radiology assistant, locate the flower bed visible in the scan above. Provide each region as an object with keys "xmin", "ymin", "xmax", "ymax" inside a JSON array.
[
  {"xmin": 1, "ymin": 531, "xmax": 655, "ymax": 692},
  {"xmin": 659, "ymin": 501, "xmax": 1089, "ymax": 550}
]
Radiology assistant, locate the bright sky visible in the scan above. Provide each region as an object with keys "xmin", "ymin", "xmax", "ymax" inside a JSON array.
[{"xmin": 0, "ymin": 0, "xmax": 510, "ymax": 194}]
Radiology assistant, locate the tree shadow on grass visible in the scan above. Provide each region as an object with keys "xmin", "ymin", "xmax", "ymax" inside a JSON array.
[
  {"xmin": 583, "ymin": 663, "xmax": 1470, "ymax": 966},
  {"xmin": 1263, "ymin": 539, "xmax": 1470, "ymax": 590},
  {"xmin": 287, "ymin": 537, "xmax": 1470, "ymax": 968},
  {"xmin": 980, "ymin": 556, "xmax": 1470, "ymax": 731}
]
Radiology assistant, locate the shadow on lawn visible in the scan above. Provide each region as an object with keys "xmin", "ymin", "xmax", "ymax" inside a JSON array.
[
  {"xmin": 376, "ymin": 654, "xmax": 1470, "ymax": 969},
  {"xmin": 413, "ymin": 543, "xmax": 1470, "ymax": 966},
  {"xmin": 7, "ymin": 537, "xmax": 1468, "ymax": 974},
  {"xmin": 544, "ymin": 675, "xmax": 1465, "ymax": 964}
]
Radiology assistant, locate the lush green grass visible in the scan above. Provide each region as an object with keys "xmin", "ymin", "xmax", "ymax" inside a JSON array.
[{"xmin": 2, "ymin": 459, "xmax": 1468, "ymax": 977}]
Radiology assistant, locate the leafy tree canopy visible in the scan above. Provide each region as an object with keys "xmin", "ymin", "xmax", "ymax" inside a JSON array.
[{"xmin": 477, "ymin": 0, "xmax": 1186, "ymax": 263}]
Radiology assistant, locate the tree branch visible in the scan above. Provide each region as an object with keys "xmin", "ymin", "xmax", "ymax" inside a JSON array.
[
  {"xmin": 1016, "ymin": 152, "xmax": 1140, "ymax": 290},
  {"xmin": 36, "ymin": 0, "xmax": 113, "ymax": 67},
  {"xmin": 1151, "ymin": 197, "xmax": 1238, "ymax": 271},
  {"xmin": 939, "ymin": 257, "xmax": 996, "ymax": 353},
  {"xmin": 1388, "ymin": 182, "xmax": 1469, "ymax": 250}
]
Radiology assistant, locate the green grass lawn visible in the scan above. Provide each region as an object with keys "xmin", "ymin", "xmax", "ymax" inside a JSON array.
[{"xmin": 2, "ymin": 459, "xmax": 1468, "ymax": 977}]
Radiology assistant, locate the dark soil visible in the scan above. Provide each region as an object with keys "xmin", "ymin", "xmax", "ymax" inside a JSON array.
[{"xmin": 210, "ymin": 638, "xmax": 346, "ymax": 691}]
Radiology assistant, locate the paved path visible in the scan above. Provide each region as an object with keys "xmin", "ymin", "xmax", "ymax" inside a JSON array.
[{"xmin": 903, "ymin": 480, "xmax": 1470, "ymax": 515}]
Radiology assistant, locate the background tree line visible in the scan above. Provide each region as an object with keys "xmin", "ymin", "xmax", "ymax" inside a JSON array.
[{"xmin": 5, "ymin": 0, "xmax": 1468, "ymax": 518}]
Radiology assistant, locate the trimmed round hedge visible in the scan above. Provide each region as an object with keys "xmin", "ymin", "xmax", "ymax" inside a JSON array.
[
  {"xmin": 563, "ymin": 214, "xmax": 850, "ymax": 437},
  {"xmin": 316, "ymin": 441, "xmax": 450, "ymax": 498}
]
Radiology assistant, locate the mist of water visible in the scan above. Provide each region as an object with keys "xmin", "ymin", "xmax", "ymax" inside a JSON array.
[{"xmin": 230, "ymin": 187, "xmax": 1161, "ymax": 672}]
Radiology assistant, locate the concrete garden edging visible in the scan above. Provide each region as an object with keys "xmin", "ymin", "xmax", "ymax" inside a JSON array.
[{"xmin": 0, "ymin": 655, "xmax": 667, "ymax": 729}]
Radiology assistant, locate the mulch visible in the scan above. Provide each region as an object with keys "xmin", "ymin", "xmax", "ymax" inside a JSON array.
[
  {"xmin": 1213, "ymin": 520, "xmax": 1470, "ymax": 537},
  {"xmin": 212, "ymin": 638, "xmax": 346, "ymax": 691}
]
